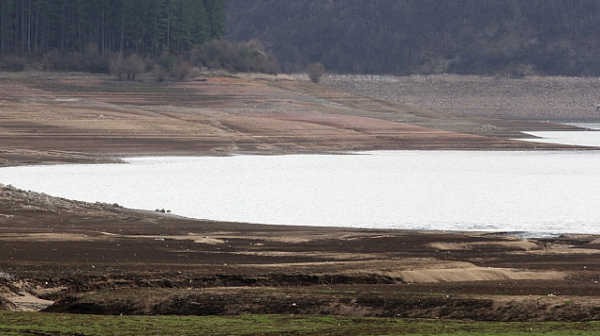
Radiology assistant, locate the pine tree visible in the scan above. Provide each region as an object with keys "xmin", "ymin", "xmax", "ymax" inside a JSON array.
[
  {"xmin": 0, "ymin": 0, "xmax": 15, "ymax": 53},
  {"xmin": 203, "ymin": 0, "xmax": 225, "ymax": 40},
  {"xmin": 0, "ymin": 0, "xmax": 225, "ymax": 58},
  {"xmin": 191, "ymin": 0, "xmax": 210, "ymax": 45}
]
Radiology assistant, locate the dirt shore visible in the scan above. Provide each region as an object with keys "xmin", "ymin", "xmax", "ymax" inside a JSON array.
[
  {"xmin": 1, "ymin": 184, "xmax": 599, "ymax": 321},
  {"xmin": 0, "ymin": 72, "xmax": 592, "ymax": 167},
  {"xmin": 1, "ymin": 72, "xmax": 599, "ymax": 321}
]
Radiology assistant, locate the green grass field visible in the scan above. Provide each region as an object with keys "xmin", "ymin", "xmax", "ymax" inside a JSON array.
[{"xmin": 1, "ymin": 312, "xmax": 600, "ymax": 336}]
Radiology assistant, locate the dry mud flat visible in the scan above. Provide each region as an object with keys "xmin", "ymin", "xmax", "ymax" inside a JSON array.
[
  {"xmin": 1, "ymin": 184, "xmax": 600, "ymax": 321},
  {"xmin": 0, "ymin": 72, "xmax": 590, "ymax": 167}
]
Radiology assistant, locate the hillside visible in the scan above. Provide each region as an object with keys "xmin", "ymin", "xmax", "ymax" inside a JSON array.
[{"xmin": 226, "ymin": 0, "xmax": 600, "ymax": 76}]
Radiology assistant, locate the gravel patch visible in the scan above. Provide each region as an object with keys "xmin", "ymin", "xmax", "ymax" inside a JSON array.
[{"xmin": 325, "ymin": 74, "xmax": 600, "ymax": 121}]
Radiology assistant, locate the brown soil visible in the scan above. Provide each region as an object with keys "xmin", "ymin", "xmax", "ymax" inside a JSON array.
[
  {"xmin": 0, "ymin": 72, "xmax": 592, "ymax": 167},
  {"xmin": 1, "ymin": 184, "xmax": 600, "ymax": 321},
  {"xmin": 1, "ymin": 72, "xmax": 599, "ymax": 321}
]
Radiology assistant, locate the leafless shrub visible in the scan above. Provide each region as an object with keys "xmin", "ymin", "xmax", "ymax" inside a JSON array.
[
  {"xmin": 110, "ymin": 54, "xmax": 146, "ymax": 81},
  {"xmin": 109, "ymin": 56, "xmax": 127, "ymax": 80},
  {"xmin": 171, "ymin": 62, "xmax": 192, "ymax": 81},
  {"xmin": 42, "ymin": 51, "xmax": 109, "ymax": 73},
  {"xmin": 42, "ymin": 50, "xmax": 66, "ymax": 71},
  {"xmin": 306, "ymin": 62, "xmax": 326, "ymax": 83},
  {"xmin": 153, "ymin": 65, "xmax": 168, "ymax": 82},
  {"xmin": 81, "ymin": 53, "xmax": 110, "ymax": 73},
  {"xmin": 506, "ymin": 64, "xmax": 534, "ymax": 79},
  {"xmin": 0, "ymin": 56, "xmax": 26, "ymax": 72},
  {"xmin": 191, "ymin": 39, "xmax": 280, "ymax": 75},
  {"xmin": 124, "ymin": 54, "xmax": 146, "ymax": 80}
]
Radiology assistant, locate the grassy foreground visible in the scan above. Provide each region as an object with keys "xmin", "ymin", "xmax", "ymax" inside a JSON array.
[{"xmin": 1, "ymin": 312, "xmax": 600, "ymax": 336}]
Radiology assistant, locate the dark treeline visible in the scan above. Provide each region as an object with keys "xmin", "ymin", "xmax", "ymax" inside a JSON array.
[
  {"xmin": 226, "ymin": 0, "xmax": 600, "ymax": 76},
  {"xmin": 0, "ymin": 0, "xmax": 225, "ymax": 57}
]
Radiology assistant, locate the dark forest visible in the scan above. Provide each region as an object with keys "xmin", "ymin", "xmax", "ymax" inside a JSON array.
[
  {"xmin": 0, "ymin": 0, "xmax": 225, "ymax": 57},
  {"xmin": 226, "ymin": 0, "xmax": 600, "ymax": 76}
]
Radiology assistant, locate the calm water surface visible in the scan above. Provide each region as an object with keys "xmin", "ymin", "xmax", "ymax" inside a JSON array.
[
  {"xmin": 1, "ymin": 150, "xmax": 599, "ymax": 235},
  {"xmin": 524, "ymin": 131, "xmax": 600, "ymax": 147}
]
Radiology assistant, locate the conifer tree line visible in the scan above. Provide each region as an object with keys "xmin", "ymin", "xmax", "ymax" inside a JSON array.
[
  {"xmin": 0, "ymin": 0, "xmax": 225, "ymax": 57},
  {"xmin": 227, "ymin": 0, "xmax": 600, "ymax": 76}
]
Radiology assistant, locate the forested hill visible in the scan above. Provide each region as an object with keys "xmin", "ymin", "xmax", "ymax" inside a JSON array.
[
  {"xmin": 226, "ymin": 0, "xmax": 600, "ymax": 76},
  {"xmin": 0, "ymin": 0, "xmax": 225, "ymax": 57}
]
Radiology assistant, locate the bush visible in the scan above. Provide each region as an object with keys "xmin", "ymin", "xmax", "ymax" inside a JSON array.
[
  {"xmin": 81, "ymin": 53, "xmax": 110, "ymax": 73},
  {"xmin": 159, "ymin": 55, "xmax": 176, "ymax": 70},
  {"xmin": 109, "ymin": 56, "xmax": 127, "ymax": 80},
  {"xmin": 191, "ymin": 39, "xmax": 280, "ymax": 75},
  {"xmin": 110, "ymin": 53, "xmax": 146, "ymax": 80},
  {"xmin": 42, "ymin": 50, "xmax": 64, "ymax": 71},
  {"xmin": 152, "ymin": 61, "xmax": 193, "ymax": 82},
  {"xmin": 42, "ymin": 51, "xmax": 109, "ymax": 73},
  {"xmin": 306, "ymin": 62, "xmax": 326, "ymax": 83},
  {"xmin": 124, "ymin": 54, "xmax": 146, "ymax": 80},
  {"xmin": 153, "ymin": 65, "xmax": 168, "ymax": 82},
  {"xmin": 0, "ymin": 56, "xmax": 27, "ymax": 71},
  {"xmin": 171, "ymin": 61, "xmax": 192, "ymax": 80}
]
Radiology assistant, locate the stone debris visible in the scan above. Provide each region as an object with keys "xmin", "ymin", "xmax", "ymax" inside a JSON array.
[{"xmin": 0, "ymin": 183, "xmax": 122, "ymax": 215}]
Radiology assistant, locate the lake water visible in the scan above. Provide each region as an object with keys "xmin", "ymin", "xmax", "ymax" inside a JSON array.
[
  {"xmin": 1, "ymin": 149, "xmax": 599, "ymax": 236},
  {"xmin": 523, "ymin": 130, "xmax": 600, "ymax": 147}
]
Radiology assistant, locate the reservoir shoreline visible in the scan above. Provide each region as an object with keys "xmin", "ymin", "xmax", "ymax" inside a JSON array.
[
  {"xmin": 2, "ymin": 72, "xmax": 600, "ymax": 321},
  {"xmin": 2, "ymin": 149, "xmax": 599, "ymax": 236}
]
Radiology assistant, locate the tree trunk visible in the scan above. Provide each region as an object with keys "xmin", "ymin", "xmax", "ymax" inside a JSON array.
[{"xmin": 120, "ymin": 3, "xmax": 124, "ymax": 56}]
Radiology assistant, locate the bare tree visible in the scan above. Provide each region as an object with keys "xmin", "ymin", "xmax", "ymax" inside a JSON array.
[
  {"xmin": 110, "ymin": 53, "xmax": 146, "ymax": 81},
  {"xmin": 109, "ymin": 55, "xmax": 127, "ymax": 80},
  {"xmin": 306, "ymin": 62, "xmax": 326, "ymax": 83}
]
